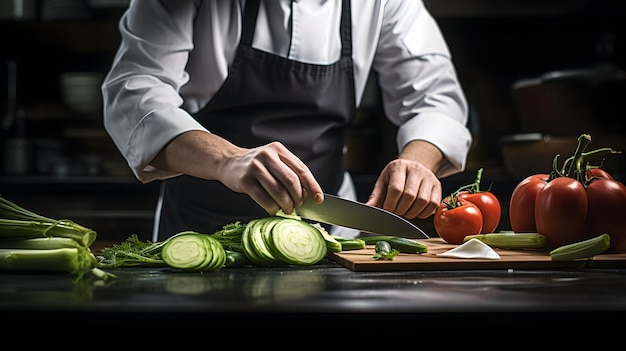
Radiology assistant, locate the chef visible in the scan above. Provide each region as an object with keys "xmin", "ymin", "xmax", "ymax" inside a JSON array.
[{"xmin": 102, "ymin": 0, "xmax": 472, "ymax": 242}]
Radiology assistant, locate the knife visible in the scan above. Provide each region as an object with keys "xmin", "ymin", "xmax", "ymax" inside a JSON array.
[{"xmin": 295, "ymin": 193, "xmax": 430, "ymax": 239}]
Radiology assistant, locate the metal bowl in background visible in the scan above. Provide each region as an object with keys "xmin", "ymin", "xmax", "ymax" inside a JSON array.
[
  {"xmin": 511, "ymin": 66, "xmax": 626, "ymax": 137},
  {"xmin": 500, "ymin": 133, "xmax": 625, "ymax": 181}
]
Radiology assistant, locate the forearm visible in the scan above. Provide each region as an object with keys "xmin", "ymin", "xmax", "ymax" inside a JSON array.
[
  {"xmin": 150, "ymin": 130, "xmax": 241, "ymax": 181},
  {"xmin": 398, "ymin": 139, "xmax": 444, "ymax": 174},
  {"xmin": 150, "ymin": 130, "xmax": 324, "ymax": 215}
]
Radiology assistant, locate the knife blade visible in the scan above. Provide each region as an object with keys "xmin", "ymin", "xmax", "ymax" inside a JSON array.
[{"xmin": 296, "ymin": 193, "xmax": 429, "ymax": 239}]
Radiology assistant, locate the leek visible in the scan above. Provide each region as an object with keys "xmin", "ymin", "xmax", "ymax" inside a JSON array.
[
  {"xmin": 0, "ymin": 237, "xmax": 83, "ymax": 250},
  {"xmin": 0, "ymin": 246, "xmax": 96, "ymax": 275},
  {"xmin": 0, "ymin": 196, "xmax": 96, "ymax": 247}
]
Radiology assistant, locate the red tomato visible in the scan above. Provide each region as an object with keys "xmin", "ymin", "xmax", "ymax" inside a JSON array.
[
  {"xmin": 585, "ymin": 177, "xmax": 626, "ymax": 253},
  {"xmin": 586, "ymin": 168, "xmax": 614, "ymax": 180},
  {"xmin": 535, "ymin": 176, "xmax": 588, "ymax": 249},
  {"xmin": 458, "ymin": 190, "xmax": 501, "ymax": 233},
  {"xmin": 509, "ymin": 174, "xmax": 549, "ymax": 233},
  {"xmin": 434, "ymin": 198, "xmax": 483, "ymax": 245}
]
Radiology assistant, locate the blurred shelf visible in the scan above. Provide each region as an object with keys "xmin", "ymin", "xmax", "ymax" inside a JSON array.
[
  {"xmin": 1, "ymin": 20, "xmax": 122, "ymax": 54},
  {"xmin": 424, "ymin": 0, "xmax": 622, "ymax": 18},
  {"xmin": 0, "ymin": 175, "xmax": 158, "ymax": 241},
  {"xmin": 0, "ymin": 175, "xmax": 158, "ymax": 195}
]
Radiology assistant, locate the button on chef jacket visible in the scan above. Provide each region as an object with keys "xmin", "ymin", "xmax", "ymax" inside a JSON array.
[{"xmin": 102, "ymin": 0, "xmax": 473, "ymax": 240}]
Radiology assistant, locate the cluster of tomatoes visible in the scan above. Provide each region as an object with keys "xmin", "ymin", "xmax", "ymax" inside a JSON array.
[
  {"xmin": 509, "ymin": 163, "xmax": 625, "ymax": 252},
  {"xmin": 433, "ymin": 168, "xmax": 502, "ymax": 245},
  {"xmin": 434, "ymin": 134, "xmax": 626, "ymax": 252}
]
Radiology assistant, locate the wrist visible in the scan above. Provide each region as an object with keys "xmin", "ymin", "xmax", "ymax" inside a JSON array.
[{"xmin": 399, "ymin": 140, "xmax": 443, "ymax": 173}]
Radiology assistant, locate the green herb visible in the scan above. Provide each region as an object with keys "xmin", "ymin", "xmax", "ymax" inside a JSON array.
[
  {"xmin": 98, "ymin": 234, "xmax": 167, "ymax": 268},
  {"xmin": 373, "ymin": 240, "xmax": 399, "ymax": 260},
  {"xmin": 209, "ymin": 221, "xmax": 245, "ymax": 252}
]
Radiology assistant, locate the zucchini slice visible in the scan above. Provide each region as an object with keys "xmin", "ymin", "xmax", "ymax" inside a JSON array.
[{"xmin": 268, "ymin": 218, "xmax": 327, "ymax": 266}]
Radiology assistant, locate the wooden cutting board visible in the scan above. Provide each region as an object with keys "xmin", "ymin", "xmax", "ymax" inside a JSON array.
[{"xmin": 327, "ymin": 238, "xmax": 626, "ymax": 271}]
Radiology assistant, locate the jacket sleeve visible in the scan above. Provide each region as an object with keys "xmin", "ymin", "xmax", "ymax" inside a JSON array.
[
  {"xmin": 102, "ymin": 0, "xmax": 206, "ymax": 183},
  {"xmin": 374, "ymin": 0, "xmax": 472, "ymax": 177}
]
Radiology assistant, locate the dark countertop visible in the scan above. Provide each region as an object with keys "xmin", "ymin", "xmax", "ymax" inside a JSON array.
[
  {"xmin": 2, "ymin": 173, "xmax": 624, "ymax": 339},
  {"xmin": 3, "ymin": 256, "xmax": 626, "ymax": 336}
]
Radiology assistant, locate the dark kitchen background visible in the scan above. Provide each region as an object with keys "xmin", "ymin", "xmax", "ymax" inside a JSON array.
[{"xmin": 1, "ymin": 0, "xmax": 624, "ymax": 241}]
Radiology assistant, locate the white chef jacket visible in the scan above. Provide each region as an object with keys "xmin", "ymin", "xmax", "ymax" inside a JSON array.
[{"xmin": 102, "ymin": 0, "xmax": 472, "ymax": 186}]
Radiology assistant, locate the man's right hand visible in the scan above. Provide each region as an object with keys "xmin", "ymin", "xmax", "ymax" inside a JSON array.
[{"xmin": 151, "ymin": 130, "xmax": 324, "ymax": 216}]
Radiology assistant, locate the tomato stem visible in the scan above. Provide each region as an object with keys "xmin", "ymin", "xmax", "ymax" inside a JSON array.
[
  {"xmin": 549, "ymin": 134, "xmax": 622, "ymax": 186},
  {"xmin": 564, "ymin": 134, "xmax": 591, "ymax": 178},
  {"xmin": 443, "ymin": 168, "xmax": 492, "ymax": 209},
  {"xmin": 581, "ymin": 147, "xmax": 622, "ymax": 185}
]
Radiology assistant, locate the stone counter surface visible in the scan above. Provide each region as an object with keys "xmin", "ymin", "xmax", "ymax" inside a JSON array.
[{"xmin": 2, "ymin": 256, "xmax": 625, "ymax": 338}]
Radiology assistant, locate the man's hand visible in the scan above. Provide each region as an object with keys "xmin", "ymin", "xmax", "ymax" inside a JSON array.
[
  {"xmin": 150, "ymin": 130, "xmax": 324, "ymax": 216},
  {"xmin": 366, "ymin": 140, "xmax": 443, "ymax": 220},
  {"xmin": 219, "ymin": 141, "xmax": 324, "ymax": 216}
]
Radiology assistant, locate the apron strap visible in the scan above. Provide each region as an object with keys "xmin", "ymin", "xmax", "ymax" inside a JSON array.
[
  {"xmin": 241, "ymin": 0, "xmax": 260, "ymax": 47},
  {"xmin": 340, "ymin": 0, "xmax": 352, "ymax": 58}
]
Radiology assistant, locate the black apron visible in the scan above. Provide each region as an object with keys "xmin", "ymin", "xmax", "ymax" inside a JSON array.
[{"xmin": 156, "ymin": 0, "xmax": 356, "ymax": 241}]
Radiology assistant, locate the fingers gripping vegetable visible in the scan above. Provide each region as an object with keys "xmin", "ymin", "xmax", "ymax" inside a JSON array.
[{"xmin": 434, "ymin": 198, "xmax": 483, "ymax": 245}]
